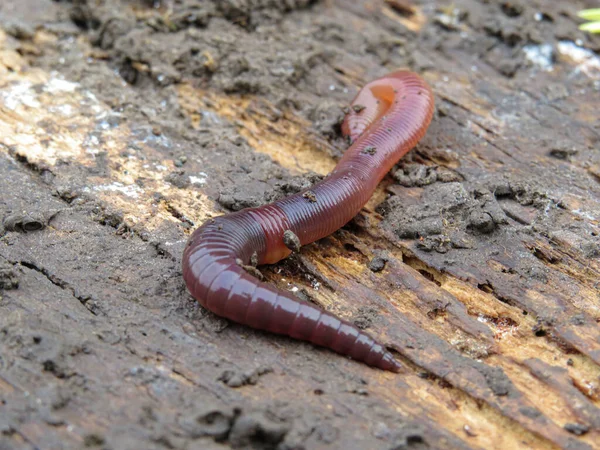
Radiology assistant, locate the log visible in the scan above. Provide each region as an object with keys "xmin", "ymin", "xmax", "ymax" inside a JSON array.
[{"xmin": 0, "ymin": 0, "xmax": 599, "ymax": 449}]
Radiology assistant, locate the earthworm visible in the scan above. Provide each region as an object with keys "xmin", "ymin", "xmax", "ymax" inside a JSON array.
[{"xmin": 182, "ymin": 70, "xmax": 434, "ymax": 372}]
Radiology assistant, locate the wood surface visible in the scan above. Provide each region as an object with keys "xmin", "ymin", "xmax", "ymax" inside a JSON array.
[{"xmin": 0, "ymin": 1, "xmax": 599, "ymax": 449}]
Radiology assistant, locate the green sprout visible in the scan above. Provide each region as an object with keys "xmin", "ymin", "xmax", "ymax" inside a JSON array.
[{"xmin": 578, "ymin": 8, "xmax": 600, "ymax": 33}]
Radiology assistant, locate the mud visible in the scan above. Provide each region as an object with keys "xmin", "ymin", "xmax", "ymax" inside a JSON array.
[{"xmin": 1, "ymin": 0, "xmax": 600, "ymax": 449}]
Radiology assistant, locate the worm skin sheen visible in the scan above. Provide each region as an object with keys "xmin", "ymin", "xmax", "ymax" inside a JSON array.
[{"xmin": 182, "ymin": 70, "xmax": 435, "ymax": 372}]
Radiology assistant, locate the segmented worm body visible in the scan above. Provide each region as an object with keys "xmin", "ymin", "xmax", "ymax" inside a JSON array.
[{"xmin": 182, "ymin": 71, "xmax": 434, "ymax": 371}]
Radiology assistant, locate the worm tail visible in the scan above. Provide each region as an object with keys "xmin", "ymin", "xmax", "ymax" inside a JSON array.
[
  {"xmin": 269, "ymin": 290, "xmax": 401, "ymax": 372},
  {"xmin": 183, "ymin": 216, "xmax": 401, "ymax": 372}
]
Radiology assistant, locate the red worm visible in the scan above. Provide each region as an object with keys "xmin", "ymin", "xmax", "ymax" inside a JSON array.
[{"xmin": 182, "ymin": 70, "xmax": 434, "ymax": 372}]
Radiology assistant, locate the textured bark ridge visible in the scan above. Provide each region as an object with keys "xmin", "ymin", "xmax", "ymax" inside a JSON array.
[{"xmin": 1, "ymin": 1, "xmax": 599, "ymax": 449}]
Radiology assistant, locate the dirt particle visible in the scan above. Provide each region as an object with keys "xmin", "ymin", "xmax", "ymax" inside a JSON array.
[
  {"xmin": 427, "ymin": 307, "xmax": 446, "ymax": 320},
  {"xmin": 519, "ymin": 407, "xmax": 542, "ymax": 419},
  {"xmin": 549, "ymin": 147, "xmax": 578, "ymax": 160},
  {"xmin": 43, "ymin": 413, "xmax": 65, "ymax": 427},
  {"xmin": 393, "ymin": 164, "xmax": 438, "ymax": 187},
  {"xmin": 236, "ymin": 258, "xmax": 264, "ymax": 280},
  {"xmin": 368, "ymin": 256, "xmax": 387, "ymax": 272},
  {"xmin": 302, "ymin": 191, "xmax": 317, "ymax": 203},
  {"xmin": 500, "ymin": 2, "xmax": 524, "ymax": 18},
  {"xmin": 0, "ymin": 261, "xmax": 19, "ymax": 290},
  {"xmin": 416, "ymin": 234, "xmax": 462, "ymax": 254},
  {"xmin": 218, "ymin": 366, "xmax": 273, "ymax": 388},
  {"xmin": 392, "ymin": 211, "xmax": 444, "ymax": 239},
  {"xmin": 228, "ymin": 412, "xmax": 289, "ymax": 449},
  {"xmin": 468, "ymin": 210, "xmax": 496, "ymax": 234},
  {"xmin": 42, "ymin": 359, "xmax": 67, "ymax": 378},
  {"xmin": 353, "ymin": 306, "xmax": 379, "ymax": 330},
  {"xmin": 390, "ymin": 429, "xmax": 426, "ymax": 449},
  {"xmin": 174, "ymin": 155, "xmax": 188, "ymax": 167},
  {"xmin": 362, "ymin": 146, "xmax": 377, "ymax": 155},
  {"xmin": 283, "ymin": 230, "xmax": 301, "ymax": 253},
  {"xmin": 179, "ymin": 405, "xmax": 237, "ymax": 441},
  {"xmin": 564, "ymin": 423, "xmax": 589, "ymax": 436},
  {"xmin": 165, "ymin": 170, "xmax": 191, "ymax": 189},
  {"xmin": 84, "ymin": 433, "xmax": 105, "ymax": 447},
  {"xmin": 385, "ymin": 0, "xmax": 416, "ymax": 17},
  {"xmin": 352, "ymin": 387, "xmax": 369, "ymax": 396},
  {"xmin": 435, "ymin": 8, "xmax": 465, "ymax": 31},
  {"xmin": 250, "ymin": 251, "xmax": 259, "ymax": 267},
  {"xmin": 479, "ymin": 365, "xmax": 512, "ymax": 396},
  {"xmin": 352, "ymin": 104, "xmax": 366, "ymax": 113}
]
